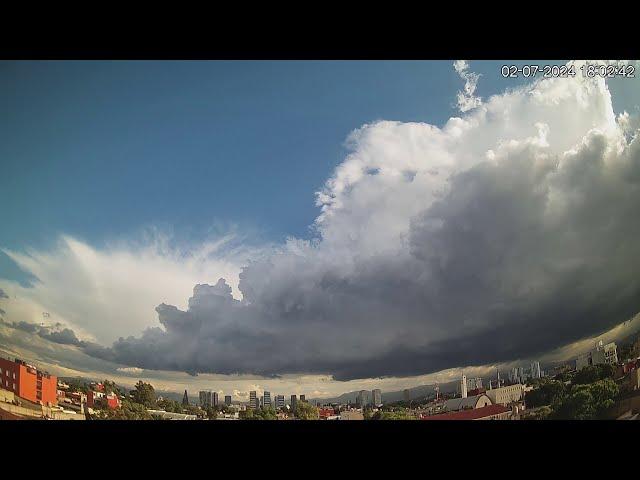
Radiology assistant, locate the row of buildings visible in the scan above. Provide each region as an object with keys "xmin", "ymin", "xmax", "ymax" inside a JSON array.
[
  {"xmin": 247, "ymin": 391, "xmax": 307, "ymax": 410},
  {"xmin": 508, "ymin": 361, "xmax": 543, "ymax": 384},
  {"xmin": 196, "ymin": 388, "xmax": 385, "ymax": 412}
]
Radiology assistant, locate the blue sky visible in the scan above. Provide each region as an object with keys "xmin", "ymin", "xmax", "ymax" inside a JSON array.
[{"xmin": 0, "ymin": 60, "xmax": 563, "ymax": 282}]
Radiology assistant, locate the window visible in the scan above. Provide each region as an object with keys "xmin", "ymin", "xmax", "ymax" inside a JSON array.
[{"xmin": 12, "ymin": 383, "xmax": 15, "ymax": 390}]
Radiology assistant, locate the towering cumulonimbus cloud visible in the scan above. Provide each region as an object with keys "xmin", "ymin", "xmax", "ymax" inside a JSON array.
[{"xmin": 7, "ymin": 61, "xmax": 640, "ymax": 381}]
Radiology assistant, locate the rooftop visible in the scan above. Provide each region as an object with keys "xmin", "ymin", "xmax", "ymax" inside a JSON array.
[{"xmin": 422, "ymin": 404, "xmax": 510, "ymax": 421}]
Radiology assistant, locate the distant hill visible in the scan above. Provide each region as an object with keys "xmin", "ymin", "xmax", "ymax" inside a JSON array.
[{"xmin": 310, "ymin": 380, "xmax": 461, "ymax": 405}]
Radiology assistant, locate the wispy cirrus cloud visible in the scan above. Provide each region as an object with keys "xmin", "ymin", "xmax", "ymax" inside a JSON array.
[{"xmin": 453, "ymin": 60, "xmax": 482, "ymax": 112}]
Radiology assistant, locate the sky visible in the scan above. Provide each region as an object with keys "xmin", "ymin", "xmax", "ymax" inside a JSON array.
[{"xmin": 1, "ymin": 60, "xmax": 640, "ymax": 399}]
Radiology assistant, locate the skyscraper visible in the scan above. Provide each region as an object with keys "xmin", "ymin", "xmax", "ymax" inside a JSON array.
[
  {"xmin": 182, "ymin": 390, "xmax": 189, "ymax": 406},
  {"xmin": 290, "ymin": 394, "xmax": 297, "ymax": 411},
  {"xmin": 263, "ymin": 391, "xmax": 271, "ymax": 409},
  {"xmin": 212, "ymin": 391, "xmax": 219, "ymax": 407},
  {"xmin": 461, "ymin": 373, "xmax": 467, "ymax": 398},
  {"xmin": 275, "ymin": 395, "xmax": 285, "ymax": 410},
  {"xmin": 403, "ymin": 389, "xmax": 410, "ymax": 403},
  {"xmin": 250, "ymin": 390, "xmax": 258, "ymax": 409},
  {"xmin": 199, "ymin": 390, "xmax": 213, "ymax": 408},
  {"xmin": 372, "ymin": 389, "xmax": 382, "ymax": 407},
  {"xmin": 530, "ymin": 361, "xmax": 541, "ymax": 379},
  {"xmin": 357, "ymin": 390, "xmax": 367, "ymax": 408},
  {"xmin": 300, "ymin": 394, "xmax": 306, "ymax": 402},
  {"xmin": 225, "ymin": 395, "xmax": 232, "ymax": 406}
]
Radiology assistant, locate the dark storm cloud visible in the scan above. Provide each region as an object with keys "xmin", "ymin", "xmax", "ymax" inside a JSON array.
[
  {"xmin": 38, "ymin": 327, "xmax": 85, "ymax": 346},
  {"xmin": 4, "ymin": 319, "xmax": 86, "ymax": 347},
  {"xmin": 82, "ymin": 126, "xmax": 640, "ymax": 380}
]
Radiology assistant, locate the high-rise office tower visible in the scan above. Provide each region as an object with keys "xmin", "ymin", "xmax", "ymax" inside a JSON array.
[
  {"xmin": 225, "ymin": 395, "xmax": 232, "ymax": 406},
  {"xmin": 275, "ymin": 395, "xmax": 285, "ymax": 410},
  {"xmin": 290, "ymin": 394, "xmax": 297, "ymax": 411},
  {"xmin": 357, "ymin": 390, "xmax": 367, "ymax": 408},
  {"xmin": 250, "ymin": 390, "xmax": 258, "ymax": 409},
  {"xmin": 212, "ymin": 391, "xmax": 219, "ymax": 407},
  {"xmin": 182, "ymin": 390, "xmax": 189, "ymax": 406},
  {"xmin": 530, "ymin": 361, "xmax": 541, "ymax": 379},
  {"xmin": 300, "ymin": 394, "xmax": 306, "ymax": 402},
  {"xmin": 263, "ymin": 391, "xmax": 272, "ymax": 409},
  {"xmin": 403, "ymin": 389, "xmax": 411, "ymax": 403},
  {"xmin": 199, "ymin": 390, "xmax": 213, "ymax": 408},
  {"xmin": 372, "ymin": 389, "xmax": 382, "ymax": 407}
]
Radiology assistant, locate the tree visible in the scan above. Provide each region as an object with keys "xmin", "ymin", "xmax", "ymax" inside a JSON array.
[
  {"xmin": 156, "ymin": 398, "xmax": 183, "ymax": 413},
  {"xmin": 618, "ymin": 343, "xmax": 634, "ymax": 362},
  {"xmin": 294, "ymin": 401, "xmax": 319, "ymax": 420},
  {"xmin": 530, "ymin": 405, "xmax": 553, "ymax": 419},
  {"xmin": 206, "ymin": 407, "xmax": 218, "ymax": 420},
  {"xmin": 66, "ymin": 378, "xmax": 90, "ymax": 394},
  {"xmin": 573, "ymin": 364, "xmax": 614, "ymax": 385},
  {"xmin": 101, "ymin": 379, "xmax": 122, "ymax": 395},
  {"xmin": 94, "ymin": 399, "xmax": 154, "ymax": 420},
  {"xmin": 183, "ymin": 404, "xmax": 201, "ymax": 416},
  {"xmin": 525, "ymin": 380, "xmax": 566, "ymax": 408},
  {"xmin": 130, "ymin": 381, "xmax": 156, "ymax": 407},
  {"xmin": 377, "ymin": 408, "xmax": 415, "ymax": 420},
  {"xmin": 239, "ymin": 409, "xmax": 255, "ymax": 420},
  {"xmin": 551, "ymin": 378, "xmax": 619, "ymax": 420}
]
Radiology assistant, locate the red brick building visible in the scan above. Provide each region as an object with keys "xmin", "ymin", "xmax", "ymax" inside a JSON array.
[
  {"xmin": 319, "ymin": 407, "xmax": 336, "ymax": 419},
  {"xmin": 0, "ymin": 357, "xmax": 58, "ymax": 406}
]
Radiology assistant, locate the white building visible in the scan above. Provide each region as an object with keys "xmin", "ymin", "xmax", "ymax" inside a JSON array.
[
  {"xmin": 262, "ymin": 391, "xmax": 272, "ymax": 409},
  {"xmin": 576, "ymin": 341, "xmax": 618, "ymax": 370},
  {"xmin": 461, "ymin": 373, "xmax": 468, "ymax": 398},
  {"xmin": 485, "ymin": 384, "xmax": 524, "ymax": 406}
]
